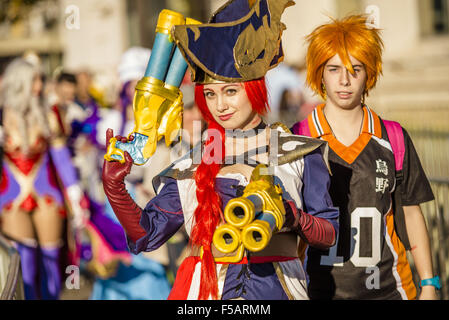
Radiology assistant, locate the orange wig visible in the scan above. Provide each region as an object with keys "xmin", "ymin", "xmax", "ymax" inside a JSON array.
[{"xmin": 305, "ymin": 14, "xmax": 384, "ymax": 98}]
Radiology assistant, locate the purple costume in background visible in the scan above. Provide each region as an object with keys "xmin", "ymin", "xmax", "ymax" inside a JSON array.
[
  {"xmin": 69, "ymin": 88, "xmax": 171, "ymax": 300},
  {"xmin": 1, "ymin": 105, "xmax": 83, "ymax": 299}
]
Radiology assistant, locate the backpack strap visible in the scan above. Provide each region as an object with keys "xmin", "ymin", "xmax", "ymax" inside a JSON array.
[
  {"xmin": 0, "ymin": 106, "xmax": 3, "ymax": 173},
  {"xmin": 383, "ymin": 120, "xmax": 405, "ymax": 172},
  {"xmin": 291, "ymin": 119, "xmax": 311, "ymax": 137},
  {"xmin": 382, "ymin": 119, "xmax": 411, "ymax": 250}
]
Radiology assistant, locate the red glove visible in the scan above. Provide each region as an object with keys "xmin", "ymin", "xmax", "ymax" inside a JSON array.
[
  {"xmin": 284, "ymin": 200, "xmax": 336, "ymax": 250},
  {"xmin": 102, "ymin": 128, "xmax": 146, "ymax": 243}
]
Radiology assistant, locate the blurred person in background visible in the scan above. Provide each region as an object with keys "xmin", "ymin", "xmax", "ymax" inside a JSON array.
[
  {"xmin": 55, "ymin": 66, "xmax": 133, "ymax": 292},
  {"xmin": 69, "ymin": 70, "xmax": 104, "ymax": 206},
  {"xmin": 55, "ymin": 73, "xmax": 77, "ymax": 110},
  {"xmin": 70, "ymin": 70, "xmax": 104, "ymax": 153},
  {"xmin": 75, "ymin": 71, "xmax": 94, "ymax": 109},
  {"xmin": 265, "ymin": 62, "xmax": 321, "ymax": 127},
  {"xmin": 89, "ymin": 47, "xmax": 172, "ymax": 300},
  {"xmin": 0, "ymin": 56, "xmax": 88, "ymax": 300},
  {"xmin": 71, "ymin": 69, "xmax": 106, "ymax": 217},
  {"xmin": 49, "ymin": 72, "xmax": 84, "ymax": 138},
  {"xmin": 265, "ymin": 62, "xmax": 305, "ymax": 126},
  {"xmin": 292, "ymin": 15, "xmax": 438, "ymax": 300}
]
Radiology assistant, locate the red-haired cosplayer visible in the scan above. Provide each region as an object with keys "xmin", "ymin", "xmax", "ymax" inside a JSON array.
[
  {"xmin": 102, "ymin": 0, "xmax": 339, "ymax": 300},
  {"xmin": 292, "ymin": 15, "xmax": 439, "ymax": 299},
  {"xmin": 0, "ymin": 57, "xmax": 88, "ymax": 300}
]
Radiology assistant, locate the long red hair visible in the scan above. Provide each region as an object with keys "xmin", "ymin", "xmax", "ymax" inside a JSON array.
[{"xmin": 190, "ymin": 77, "xmax": 269, "ymax": 299}]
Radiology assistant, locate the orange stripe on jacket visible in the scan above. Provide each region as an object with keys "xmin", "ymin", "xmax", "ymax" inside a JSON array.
[{"xmin": 386, "ymin": 211, "xmax": 417, "ymax": 300}]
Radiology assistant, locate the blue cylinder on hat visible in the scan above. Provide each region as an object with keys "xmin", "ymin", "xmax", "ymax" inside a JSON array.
[
  {"xmin": 144, "ymin": 33, "xmax": 175, "ymax": 80},
  {"xmin": 164, "ymin": 18, "xmax": 201, "ymax": 87},
  {"xmin": 144, "ymin": 10, "xmax": 185, "ymax": 81},
  {"xmin": 164, "ymin": 47, "xmax": 188, "ymax": 88}
]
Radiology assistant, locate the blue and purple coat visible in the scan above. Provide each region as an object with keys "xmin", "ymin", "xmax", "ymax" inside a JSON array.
[{"xmin": 124, "ymin": 124, "xmax": 339, "ymax": 300}]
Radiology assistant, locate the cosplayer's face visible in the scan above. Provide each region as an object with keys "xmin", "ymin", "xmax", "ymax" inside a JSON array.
[
  {"xmin": 322, "ymin": 54, "xmax": 367, "ymax": 110},
  {"xmin": 203, "ymin": 83, "xmax": 257, "ymax": 130},
  {"xmin": 56, "ymin": 80, "xmax": 76, "ymax": 107}
]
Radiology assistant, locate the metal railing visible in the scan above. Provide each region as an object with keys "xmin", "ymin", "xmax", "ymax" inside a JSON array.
[
  {"xmin": 407, "ymin": 128, "xmax": 449, "ymax": 300},
  {"xmin": 0, "ymin": 233, "xmax": 25, "ymax": 300},
  {"xmin": 419, "ymin": 180, "xmax": 449, "ymax": 300}
]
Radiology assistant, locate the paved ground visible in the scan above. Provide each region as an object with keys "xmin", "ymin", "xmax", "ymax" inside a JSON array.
[{"xmin": 60, "ymin": 274, "xmax": 94, "ymax": 300}]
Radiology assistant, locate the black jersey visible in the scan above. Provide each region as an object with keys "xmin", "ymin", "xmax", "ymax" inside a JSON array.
[{"xmin": 299, "ymin": 104, "xmax": 434, "ymax": 300}]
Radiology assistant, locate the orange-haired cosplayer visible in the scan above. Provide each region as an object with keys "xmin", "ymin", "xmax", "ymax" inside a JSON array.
[
  {"xmin": 292, "ymin": 14, "xmax": 439, "ymax": 300},
  {"xmin": 305, "ymin": 15, "xmax": 383, "ymax": 101}
]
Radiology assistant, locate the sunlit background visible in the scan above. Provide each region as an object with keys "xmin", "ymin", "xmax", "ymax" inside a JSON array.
[{"xmin": 0, "ymin": 0, "xmax": 448, "ymax": 299}]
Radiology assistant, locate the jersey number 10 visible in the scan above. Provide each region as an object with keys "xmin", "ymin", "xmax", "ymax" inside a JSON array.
[{"xmin": 320, "ymin": 208, "xmax": 382, "ymax": 267}]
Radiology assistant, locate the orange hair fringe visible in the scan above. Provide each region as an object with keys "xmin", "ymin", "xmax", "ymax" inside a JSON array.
[{"xmin": 305, "ymin": 14, "xmax": 384, "ymax": 99}]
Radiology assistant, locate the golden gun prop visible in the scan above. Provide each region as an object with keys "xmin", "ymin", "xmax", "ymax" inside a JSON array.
[{"xmin": 212, "ymin": 164, "xmax": 286, "ymax": 263}]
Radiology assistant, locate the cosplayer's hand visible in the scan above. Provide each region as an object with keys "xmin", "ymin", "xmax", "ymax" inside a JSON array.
[
  {"xmin": 67, "ymin": 184, "xmax": 90, "ymax": 229},
  {"xmin": 102, "ymin": 129, "xmax": 145, "ymax": 242},
  {"xmin": 103, "ymin": 128, "xmax": 133, "ymax": 184}
]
